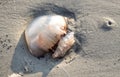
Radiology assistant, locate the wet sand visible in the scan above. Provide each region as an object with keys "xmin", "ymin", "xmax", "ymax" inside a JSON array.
[{"xmin": 0, "ymin": 0, "xmax": 120, "ymax": 77}]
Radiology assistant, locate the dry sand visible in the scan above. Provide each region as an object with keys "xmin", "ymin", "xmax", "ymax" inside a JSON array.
[{"xmin": 0, "ymin": 0, "xmax": 120, "ymax": 77}]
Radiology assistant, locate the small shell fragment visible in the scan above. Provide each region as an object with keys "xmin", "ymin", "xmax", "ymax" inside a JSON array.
[
  {"xmin": 103, "ymin": 17, "xmax": 117, "ymax": 27},
  {"xmin": 25, "ymin": 15, "xmax": 67, "ymax": 57},
  {"xmin": 52, "ymin": 32, "xmax": 75, "ymax": 58}
]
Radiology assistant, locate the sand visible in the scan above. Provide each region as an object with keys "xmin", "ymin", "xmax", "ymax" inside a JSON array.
[{"xmin": 0, "ymin": 0, "xmax": 120, "ymax": 77}]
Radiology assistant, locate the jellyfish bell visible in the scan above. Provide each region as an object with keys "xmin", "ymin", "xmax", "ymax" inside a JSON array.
[{"xmin": 25, "ymin": 15, "xmax": 68, "ymax": 57}]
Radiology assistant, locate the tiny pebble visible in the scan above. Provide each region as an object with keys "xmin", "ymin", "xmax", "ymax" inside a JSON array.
[
  {"xmin": 6, "ymin": 35, "xmax": 8, "ymax": 37},
  {"xmin": 8, "ymin": 39, "xmax": 11, "ymax": 43}
]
